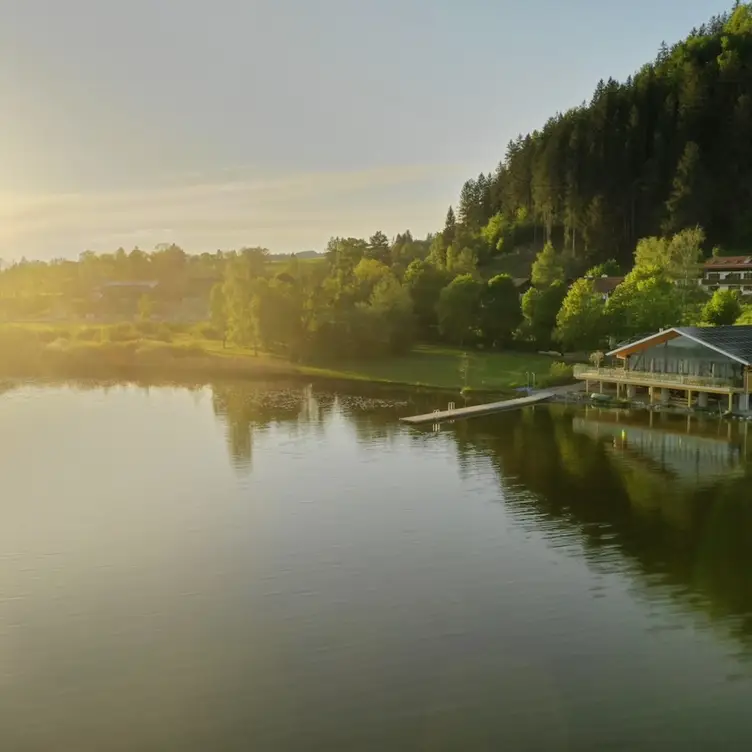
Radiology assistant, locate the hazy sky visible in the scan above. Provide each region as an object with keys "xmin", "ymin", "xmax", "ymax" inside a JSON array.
[{"xmin": 0, "ymin": 0, "xmax": 730, "ymax": 260}]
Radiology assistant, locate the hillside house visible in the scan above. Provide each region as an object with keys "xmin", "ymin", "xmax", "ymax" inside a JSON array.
[
  {"xmin": 701, "ymin": 256, "xmax": 752, "ymax": 296},
  {"xmin": 588, "ymin": 275, "xmax": 624, "ymax": 301}
]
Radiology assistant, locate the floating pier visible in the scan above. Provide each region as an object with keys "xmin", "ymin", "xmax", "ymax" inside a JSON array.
[
  {"xmin": 400, "ymin": 391, "xmax": 555, "ymax": 425},
  {"xmin": 399, "ymin": 382, "xmax": 586, "ymax": 426}
]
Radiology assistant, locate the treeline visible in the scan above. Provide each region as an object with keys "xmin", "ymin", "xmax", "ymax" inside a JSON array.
[
  {"xmin": 553, "ymin": 226, "xmax": 745, "ymax": 352},
  {"xmin": 209, "ymin": 233, "xmax": 526, "ymax": 360},
  {"xmin": 0, "ymin": 243, "xmax": 325, "ymax": 319},
  {"xmin": 450, "ymin": 3, "xmax": 752, "ymax": 269},
  {"xmin": 4, "ymin": 223, "xmax": 744, "ymax": 360},
  {"xmin": 0, "ymin": 244, "xmax": 219, "ymax": 318}
]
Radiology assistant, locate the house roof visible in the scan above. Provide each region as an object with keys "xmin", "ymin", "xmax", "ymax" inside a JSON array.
[
  {"xmin": 607, "ymin": 326, "xmax": 752, "ymax": 366},
  {"xmin": 703, "ymin": 256, "xmax": 752, "ymax": 270},
  {"xmin": 100, "ymin": 280, "xmax": 159, "ymax": 288},
  {"xmin": 591, "ymin": 276, "xmax": 624, "ymax": 294}
]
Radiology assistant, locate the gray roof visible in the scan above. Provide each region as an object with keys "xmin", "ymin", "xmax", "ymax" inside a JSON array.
[
  {"xmin": 675, "ymin": 326, "xmax": 752, "ymax": 366},
  {"xmin": 608, "ymin": 325, "xmax": 752, "ymax": 365}
]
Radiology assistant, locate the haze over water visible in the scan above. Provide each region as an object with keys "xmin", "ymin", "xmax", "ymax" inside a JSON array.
[{"xmin": 2, "ymin": 380, "xmax": 752, "ymax": 750}]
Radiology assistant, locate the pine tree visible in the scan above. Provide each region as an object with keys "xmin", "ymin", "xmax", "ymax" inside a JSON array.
[
  {"xmin": 663, "ymin": 141, "xmax": 705, "ymax": 235},
  {"xmin": 443, "ymin": 206, "xmax": 457, "ymax": 245}
]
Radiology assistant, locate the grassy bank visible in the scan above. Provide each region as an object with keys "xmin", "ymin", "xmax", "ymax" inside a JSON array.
[
  {"xmin": 300, "ymin": 345, "xmax": 561, "ymax": 391},
  {"xmin": 0, "ymin": 323, "xmax": 573, "ymax": 392}
]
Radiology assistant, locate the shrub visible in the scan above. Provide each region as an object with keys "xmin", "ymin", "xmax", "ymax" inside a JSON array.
[
  {"xmin": 152, "ymin": 324, "xmax": 173, "ymax": 342},
  {"xmin": 192, "ymin": 322, "xmax": 222, "ymax": 340},
  {"xmin": 135, "ymin": 321, "xmax": 159, "ymax": 336},
  {"xmin": 45, "ymin": 338, "xmax": 71, "ymax": 351},
  {"xmin": 104, "ymin": 323, "xmax": 140, "ymax": 342},
  {"xmin": 37, "ymin": 328, "xmax": 69, "ymax": 343},
  {"xmin": 546, "ymin": 361, "xmax": 574, "ymax": 386},
  {"xmin": 75, "ymin": 327, "xmax": 102, "ymax": 342}
]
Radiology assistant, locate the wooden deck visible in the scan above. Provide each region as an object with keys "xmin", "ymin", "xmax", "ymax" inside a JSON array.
[
  {"xmin": 400, "ymin": 391, "xmax": 554, "ymax": 425},
  {"xmin": 399, "ymin": 382, "xmax": 585, "ymax": 426}
]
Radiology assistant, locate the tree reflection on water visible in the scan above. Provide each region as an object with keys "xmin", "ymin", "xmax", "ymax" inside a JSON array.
[{"xmin": 209, "ymin": 383, "xmax": 752, "ymax": 652}]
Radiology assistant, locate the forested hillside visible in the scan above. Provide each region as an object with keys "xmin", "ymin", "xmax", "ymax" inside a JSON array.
[{"xmin": 453, "ymin": 2, "xmax": 752, "ymax": 268}]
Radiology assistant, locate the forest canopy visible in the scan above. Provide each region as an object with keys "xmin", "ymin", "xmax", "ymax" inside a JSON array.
[{"xmin": 452, "ymin": 2, "xmax": 752, "ymax": 268}]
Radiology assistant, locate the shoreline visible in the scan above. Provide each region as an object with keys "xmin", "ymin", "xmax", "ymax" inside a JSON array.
[
  {"xmin": 0, "ymin": 347, "xmax": 517, "ymax": 394},
  {"xmin": 0, "ymin": 325, "xmax": 571, "ymax": 395}
]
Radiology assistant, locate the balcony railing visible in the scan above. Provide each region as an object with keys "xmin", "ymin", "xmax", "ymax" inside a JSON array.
[
  {"xmin": 701, "ymin": 275, "xmax": 752, "ymax": 285},
  {"xmin": 573, "ymin": 364, "xmax": 740, "ymax": 390}
]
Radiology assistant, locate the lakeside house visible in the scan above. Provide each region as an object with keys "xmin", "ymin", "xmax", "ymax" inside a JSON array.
[
  {"xmin": 93, "ymin": 280, "xmax": 159, "ymax": 300},
  {"xmin": 574, "ymin": 325, "xmax": 752, "ymax": 412},
  {"xmin": 701, "ymin": 256, "xmax": 752, "ymax": 296}
]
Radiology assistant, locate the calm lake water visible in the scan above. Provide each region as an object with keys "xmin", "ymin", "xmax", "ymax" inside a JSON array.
[{"xmin": 2, "ymin": 380, "xmax": 752, "ymax": 751}]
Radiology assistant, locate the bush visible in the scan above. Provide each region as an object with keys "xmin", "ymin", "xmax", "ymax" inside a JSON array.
[
  {"xmin": 36, "ymin": 328, "xmax": 69, "ymax": 343},
  {"xmin": 147, "ymin": 324, "xmax": 171, "ymax": 342},
  {"xmin": 546, "ymin": 361, "xmax": 574, "ymax": 386},
  {"xmin": 104, "ymin": 323, "xmax": 140, "ymax": 342},
  {"xmin": 192, "ymin": 322, "xmax": 222, "ymax": 340},
  {"xmin": 75, "ymin": 327, "xmax": 103, "ymax": 342},
  {"xmin": 45, "ymin": 338, "xmax": 71, "ymax": 351},
  {"xmin": 135, "ymin": 321, "xmax": 159, "ymax": 336}
]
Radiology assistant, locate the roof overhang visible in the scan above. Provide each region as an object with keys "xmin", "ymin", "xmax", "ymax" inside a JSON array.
[
  {"xmin": 607, "ymin": 329, "xmax": 682, "ymax": 359},
  {"xmin": 607, "ymin": 328, "xmax": 751, "ymax": 365}
]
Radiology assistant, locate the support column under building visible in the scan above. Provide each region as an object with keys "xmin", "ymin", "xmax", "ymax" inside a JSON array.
[
  {"xmin": 739, "ymin": 393, "xmax": 750, "ymax": 412},
  {"xmin": 661, "ymin": 388, "xmax": 670, "ymax": 405},
  {"xmin": 697, "ymin": 392, "xmax": 708, "ymax": 409}
]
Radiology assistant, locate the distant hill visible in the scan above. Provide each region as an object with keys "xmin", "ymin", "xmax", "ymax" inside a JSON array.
[
  {"xmin": 452, "ymin": 3, "xmax": 752, "ymax": 269},
  {"xmin": 267, "ymin": 250, "xmax": 324, "ymax": 262}
]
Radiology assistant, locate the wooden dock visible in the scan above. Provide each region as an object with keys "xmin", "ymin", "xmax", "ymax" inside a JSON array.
[
  {"xmin": 400, "ymin": 391, "xmax": 555, "ymax": 425},
  {"xmin": 399, "ymin": 383, "xmax": 585, "ymax": 426}
]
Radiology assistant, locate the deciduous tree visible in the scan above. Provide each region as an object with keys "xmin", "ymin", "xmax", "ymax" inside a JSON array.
[{"xmin": 436, "ymin": 275, "xmax": 483, "ymax": 346}]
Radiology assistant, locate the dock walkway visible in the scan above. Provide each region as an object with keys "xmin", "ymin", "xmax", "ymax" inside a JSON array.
[{"xmin": 399, "ymin": 383, "xmax": 584, "ymax": 426}]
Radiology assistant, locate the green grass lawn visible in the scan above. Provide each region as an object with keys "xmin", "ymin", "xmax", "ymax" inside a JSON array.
[
  {"xmin": 298, "ymin": 345, "xmax": 556, "ymax": 391},
  {"xmin": 0, "ymin": 322, "xmax": 564, "ymax": 391}
]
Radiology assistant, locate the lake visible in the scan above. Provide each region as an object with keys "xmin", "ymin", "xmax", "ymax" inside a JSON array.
[{"xmin": 2, "ymin": 379, "xmax": 752, "ymax": 751}]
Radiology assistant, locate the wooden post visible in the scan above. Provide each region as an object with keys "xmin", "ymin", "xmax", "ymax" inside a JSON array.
[
  {"xmin": 687, "ymin": 389, "xmax": 693, "ymax": 408},
  {"xmin": 729, "ymin": 393, "xmax": 734, "ymax": 412}
]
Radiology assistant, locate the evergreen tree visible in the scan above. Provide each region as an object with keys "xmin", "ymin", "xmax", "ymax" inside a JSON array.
[
  {"xmin": 443, "ymin": 206, "xmax": 457, "ymax": 245},
  {"xmin": 448, "ymin": 4, "xmax": 752, "ymax": 266},
  {"xmin": 531, "ymin": 243, "xmax": 565, "ymax": 288},
  {"xmin": 663, "ymin": 142, "xmax": 707, "ymax": 234}
]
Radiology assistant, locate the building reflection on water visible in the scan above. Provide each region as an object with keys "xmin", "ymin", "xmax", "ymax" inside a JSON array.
[{"xmin": 573, "ymin": 407, "xmax": 748, "ymax": 486}]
